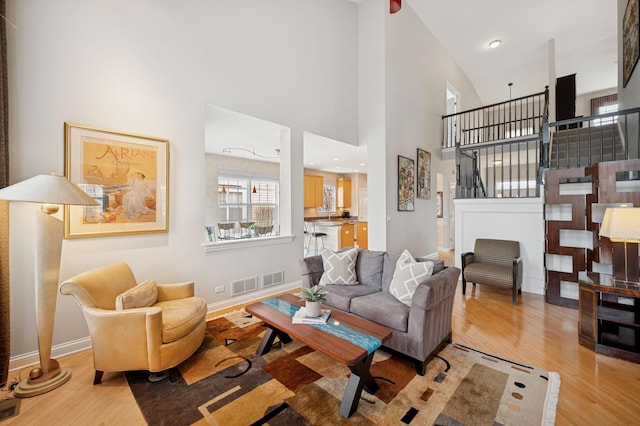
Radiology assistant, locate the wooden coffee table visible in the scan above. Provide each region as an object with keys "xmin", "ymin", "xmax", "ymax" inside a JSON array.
[{"xmin": 245, "ymin": 293, "xmax": 392, "ymax": 418}]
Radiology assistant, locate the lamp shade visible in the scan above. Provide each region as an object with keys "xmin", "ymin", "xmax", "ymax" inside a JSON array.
[
  {"xmin": 0, "ymin": 174, "xmax": 98, "ymax": 206},
  {"xmin": 600, "ymin": 207, "xmax": 640, "ymax": 242}
]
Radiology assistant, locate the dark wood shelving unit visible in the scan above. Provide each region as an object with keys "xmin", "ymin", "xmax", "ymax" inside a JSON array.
[{"xmin": 579, "ymin": 272, "xmax": 640, "ymax": 363}]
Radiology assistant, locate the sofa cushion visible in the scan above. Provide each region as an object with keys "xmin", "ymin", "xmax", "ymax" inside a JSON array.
[
  {"xmin": 115, "ymin": 280, "xmax": 157, "ymax": 310},
  {"xmin": 155, "ymin": 296, "xmax": 207, "ymax": 344},
  {"xmin": 381, "ymin": 253, "xmax": 401, "ymax": 293},
  {"xmin": 323, "ymin": 285, "xmax": 381, "ymax": 312},
  {"xmin": 355, "ymin": 249, "xmax": 385, "ymax": 289},
  {"xmin": 389, "ymin": 250, "xmax": 434, "ymax": 306},
  {"xmin": 319, "ymin": 248, "xmax": 359, "ymax": 286},
  {"xmin": 350, "ymin": 292, "xmax": 410, "ymax": 332},
  {"xmin": 416, "ymin": 258, "xmax": 445, "ymax": 275}
]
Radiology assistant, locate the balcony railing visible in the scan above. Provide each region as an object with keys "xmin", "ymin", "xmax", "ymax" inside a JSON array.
[
  {"xmin": 442, "ymin": 88, "xmax": 548, "ymax": 149},
  {"xmin": 547, "ymin": 108, "xmax": 640, "ymax": 169},
  {"xmin": 447, "ymin": 88, "xmax": 640, "ymax": 199}
]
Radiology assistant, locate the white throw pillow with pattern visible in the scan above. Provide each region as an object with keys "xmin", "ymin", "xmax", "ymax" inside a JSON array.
[
  {"xmin": 389, "ymin": 249, "xmax": 434, "ymax": 306},
  {"xmin": 319, "ymin": 248, "xmax": 359, "ymax": 285}
]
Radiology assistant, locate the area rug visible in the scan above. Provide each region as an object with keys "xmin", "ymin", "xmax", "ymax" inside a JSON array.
[{"xmin": 125, "ymin": 312, "xmax": 560, "ymax": 425}]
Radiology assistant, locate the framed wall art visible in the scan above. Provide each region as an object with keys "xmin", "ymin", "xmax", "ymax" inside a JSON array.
[
  {"xmin": 398, "ymin": 155, "xmax": 415, "ymax": 211},
  {"xmin": 64, "ymin": 122, "xmax": 169, "ymax": 238},
  {"xmin": 416, "ymin": 148, "xmax": 431, "ymax": 199},
  {"xmin": 623, "ymin": 0, "xmax": 639, "ymax": 88}
]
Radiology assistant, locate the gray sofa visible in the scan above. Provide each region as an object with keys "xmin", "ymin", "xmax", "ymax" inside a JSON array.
[{"xmin": 299, "ymin": 249, "xmax": 461, "ymax": 375}]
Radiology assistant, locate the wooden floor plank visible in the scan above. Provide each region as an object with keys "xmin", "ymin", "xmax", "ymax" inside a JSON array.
[{"xmin": 1, "ymin": 251, "xmax": 639, "ymax": 425}]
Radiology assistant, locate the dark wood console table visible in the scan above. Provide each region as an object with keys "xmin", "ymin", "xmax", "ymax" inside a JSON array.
[{"xmin": 578, "ymin": 272, "xmax": 640, "ymax": 363}]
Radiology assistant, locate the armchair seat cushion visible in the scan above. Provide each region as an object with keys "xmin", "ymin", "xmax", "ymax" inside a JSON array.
[
  {"xmin": 463, "ymin": 263, "xmax": 513, "ymax": 289},
  {"xmin": 349, "ymin": 292, "xmax": 409, "ymax": 332},
  {"xmin": 155, "ymin": 297, "xmax": 207, "ymax": 344}
]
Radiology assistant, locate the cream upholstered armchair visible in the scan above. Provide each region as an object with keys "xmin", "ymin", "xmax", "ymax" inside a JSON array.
[{"xmin": 60, "ymin": 262, "xmax": 207, "ymax": 384}]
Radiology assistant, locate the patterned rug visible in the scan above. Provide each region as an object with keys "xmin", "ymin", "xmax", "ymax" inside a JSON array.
[{"xmin": 125, "ymin": 312, "xmax": 560, "ymax": 425}]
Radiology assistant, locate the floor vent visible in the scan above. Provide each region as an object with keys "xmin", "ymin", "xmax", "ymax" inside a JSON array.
[
  {"xmin": 231, "ymin": 276, "xmax": 258, "ymax": 296},
  {"xmin": 262, "ymin": 270, "xmax": 284, "ymax": 288}
]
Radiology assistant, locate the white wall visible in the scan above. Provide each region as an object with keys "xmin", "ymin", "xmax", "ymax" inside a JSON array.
[
  {"xmin": 6, "ymin": 0, "xmax": 484, "ymax": 363},
  {"xmin": 383, "ymin": 4, "xmax": 481, "ymax": 257},
  {"xmin": 454, "ymin": 198, "xmax": 546, "ymax": 295},
  {"xmin": 6, "ymin": 0, "xmax": 360, "ymax": 358},
  {"xmin": 575, "ymin": 87, "xmax": 618, "ymax": 118}
]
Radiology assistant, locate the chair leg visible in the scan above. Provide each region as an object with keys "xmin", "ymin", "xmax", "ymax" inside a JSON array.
[
  {"xmin": 93, "ymin": 370, "xmax": 104, "ymax": 385},
  {"xmin": 415, "ymin": 360, "xmax": 427, "ymax": 376},
  {"xmin": 512, "ymin": 284, "xmax": 517, "ymax": 305},
  {"xmin": 462, "ymin": 276, "xmax": 467, "ymax": 294}
]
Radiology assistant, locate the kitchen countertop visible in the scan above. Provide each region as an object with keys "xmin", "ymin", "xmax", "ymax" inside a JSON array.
[{"xmin": 304, "ymin": 217, "xmax": 364, "ymax": 226}]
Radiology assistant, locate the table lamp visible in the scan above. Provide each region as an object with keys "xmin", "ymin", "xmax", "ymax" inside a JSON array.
[
  {"xmin": 600, "ymin": 207, "xmax": 640, "ymax": 284},
  {"xmin": 0, "ymin": 174, "xmax": 98, "ymax": 397}
]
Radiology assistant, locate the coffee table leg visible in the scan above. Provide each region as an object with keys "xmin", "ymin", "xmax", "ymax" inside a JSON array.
[
  {"xmin": 339, "ymin": 352, "xmax": 378, "ymax": 418},
  {"xmin": 255, "ymin": 325, "xmax": 292, "ymax": 356}
]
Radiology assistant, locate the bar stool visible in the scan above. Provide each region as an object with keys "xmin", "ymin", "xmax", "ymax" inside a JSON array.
[{"xmin": 304, "ymin": 222, "xmax": 326, "ymax": 256}]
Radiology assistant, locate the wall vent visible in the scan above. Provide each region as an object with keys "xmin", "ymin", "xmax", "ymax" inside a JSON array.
[
  {"xmin": 262, "ymin": 270, "xmax": 284, "ymax": 288},
  {"xmin": 231, "ymin": 276, "xmax": 258, "ymax": 296}
]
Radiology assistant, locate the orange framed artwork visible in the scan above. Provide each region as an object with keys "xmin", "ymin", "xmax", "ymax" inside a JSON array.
[{"xmin": 64, "ymin": 122, "xmax": 169, "ymax": 238}]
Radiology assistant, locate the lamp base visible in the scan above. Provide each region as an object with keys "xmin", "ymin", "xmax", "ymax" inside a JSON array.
[{"xmin": 14, "ymin": 361, "xmax": 71, "ymax": 398}]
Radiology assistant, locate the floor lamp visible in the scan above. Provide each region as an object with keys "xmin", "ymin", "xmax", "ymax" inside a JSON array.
[
  {"xmin": 0, "ymin": 174, "xmax": 97, "ymax": 397},
  {"xmin": 600, "ymin": 207, "xmax": 640, "ymax": 284}
]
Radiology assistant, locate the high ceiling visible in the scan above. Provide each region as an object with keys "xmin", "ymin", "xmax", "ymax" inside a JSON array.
[
  {"xmin": 208, "ymin": 1, "xmax": 619, "ymax": 173},
  {"xmin": 409, "ymin": 0, "xmax": 618, "ymax": 105}
]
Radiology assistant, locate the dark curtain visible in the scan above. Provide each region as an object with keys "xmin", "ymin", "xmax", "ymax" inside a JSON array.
[{"xmin": 0, "ymin": 0, "xmax": 10, "ymax": 387}]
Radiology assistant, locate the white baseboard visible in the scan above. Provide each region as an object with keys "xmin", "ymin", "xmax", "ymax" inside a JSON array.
[
  {"xmin": 10, "ymin": 337, "xmax": 92, "ymax": 372},
  {"xmin": 9, "ymin": 281, "xmax": 303, "ymax": 372},
  {"xmin": 420, "ymin": 251, "xmax": 439, "ymax": 260}
]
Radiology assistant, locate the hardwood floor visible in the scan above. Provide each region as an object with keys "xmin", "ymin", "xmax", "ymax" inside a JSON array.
[{"xmin": 2, "ymin": 254, "xmax": 640, "ymax": 425}]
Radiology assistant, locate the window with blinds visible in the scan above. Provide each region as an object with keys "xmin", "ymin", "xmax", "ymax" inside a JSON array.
[
  {"xmin": 590, "ymin": 93, "xmax": 618, "ymax": 127},
  {"xmin": 217, "ymin": 174, "xmax": 279, "ymax": 238}
]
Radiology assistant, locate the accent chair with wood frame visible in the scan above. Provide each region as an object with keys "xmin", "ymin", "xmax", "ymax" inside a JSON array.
[{"xmin": 461, "ymin": 238, "xmax": 523, "ymax": 305}]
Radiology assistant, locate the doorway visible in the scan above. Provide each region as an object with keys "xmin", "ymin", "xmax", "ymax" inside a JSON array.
[{"xmin": 446, "ymin": 82, "xmax": 461, "ymax": 145}]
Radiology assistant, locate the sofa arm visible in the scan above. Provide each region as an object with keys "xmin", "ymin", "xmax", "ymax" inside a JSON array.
[
  {"xmin": 411, "ymin": 267, "xmax": 461, "ymax": 311},
  {"xmin": 156, "ymin": 281, "xmax": 195, "ymax": 302},
  {"xmin": 299, "ymin": 255, "xmax": 324, "ymax": 289}
]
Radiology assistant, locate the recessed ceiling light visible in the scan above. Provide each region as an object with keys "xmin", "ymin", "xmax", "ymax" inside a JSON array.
[
  {"xmin": 360, "ymin": 163, "xmax": 366, "ymax": 167},
  {"xmin": 489, "ymin": 39, "xmax": 501, "ymax": 49},
  {"xmin": 333, "ymin": 158, "xmax": 339, "ymax": 161}
]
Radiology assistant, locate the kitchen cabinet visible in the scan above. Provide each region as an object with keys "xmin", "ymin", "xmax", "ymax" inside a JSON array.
[
  {"xmin": 356, "ymin": 222, "xmax": 368, "ymax": 250},
  {"xmin": 304, "ymin": 175, "xmax": 323, "ymax": 208},
  {"xmin": 340, "ymin": 223, "xmax": 355, "ymax": 249},
  {"xmin": 336, "ymin": 178, "xmax": 351, "ymax": 208}
]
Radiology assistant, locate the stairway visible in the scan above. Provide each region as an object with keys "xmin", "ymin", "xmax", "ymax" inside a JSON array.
[{"xmin": 550, "ymin": 122, "xmax": 625, "ymax": 168}]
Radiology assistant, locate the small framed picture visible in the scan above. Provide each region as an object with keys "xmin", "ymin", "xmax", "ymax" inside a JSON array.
[
  {"xmin": 398, "ymin": 155, "xmax": 415, "ymax": 211},
  {"xmin": 64, "ymin": 122, "xmax": 169, "ymax": 238},
  {"xmin": 417, "ymin": 148, "xmax": 431, "ymax": 199},
  {"xmin": 623, "ymin": 0, "xmax": 640, "ymax": 88}
]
